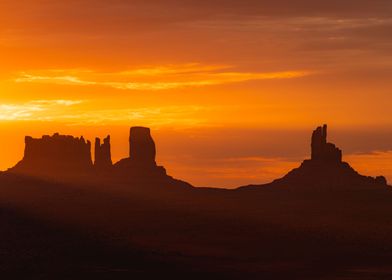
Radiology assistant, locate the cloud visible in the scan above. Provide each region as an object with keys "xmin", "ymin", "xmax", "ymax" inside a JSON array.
[
  {"xmin": 0, "ymin": 100, "xmax": 84, "ymax": 121},
  {"xmin": 118, "ymin": 63, "xmax": 231, "ymax": 76},
  {"xmin": 30, "ymin": 99, "xmax": 85, "ymax": 106},
  {"xmin": 15, "ymin": 73, "xmax": 95, "ymax": 86},
  {"xmin": 14, "ymin": 64, "xmax": 310, "ymax": 90},
  {"xmin": 0, "ymin": 99, "xmax": 210, "ymax": 127},
  {"xmin": 0, "ymin": 104, "xmax": 45, "ymax": 121},
  {"xmin": 3, "ymin": 1, "xmax": 392, "ymax": 75},
  {"xmin": 62, "ymin": 106, "xmax": 210, "ymax": 127}
]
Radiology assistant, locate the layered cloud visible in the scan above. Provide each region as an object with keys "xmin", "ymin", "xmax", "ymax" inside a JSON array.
[
  {"xmin": 3, "ymin": 1, "xmax": 392, "ymax": 75},
  {"xmin": 3, "ymin": 1, "xmax": 391, "ymax": 24},
  {"xmin": 14, "ymin": 64, "xmax": 310, "ymax": 90}
]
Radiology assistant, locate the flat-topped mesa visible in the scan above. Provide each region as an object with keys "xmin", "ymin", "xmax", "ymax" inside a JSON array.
[
  {"xmin": 311, "ymin": 124, "xmax": 342, "ymax": 163},
  {"xmin": 94, "ymin": 135, "xmax": 112, "ymax": 169},
  {"xmin": 11, "ymin": 133, "xmax": 93, "ymax": 178},
  {"xmin": 129, "ymin": 127, "xmax": 156, "ymax": 165}
]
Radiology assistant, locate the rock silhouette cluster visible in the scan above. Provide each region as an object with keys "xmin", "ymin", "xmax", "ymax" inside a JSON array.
[
  {"xmin": 10, "ymin": 127, "xmax": 171, "ymax": 185},
  {"xmin": 8, "ymin": 124, "xmax": 388, "ymax": 190},
  {"xmin": 1, "ymin": 124, "xmax": 391, "ymax": 280}
]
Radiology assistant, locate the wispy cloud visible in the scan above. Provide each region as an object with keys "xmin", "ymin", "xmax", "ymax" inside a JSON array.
[
  {"xmin": 0, "ymin": 100, "xmax": 210, "ymax": 127},
  {"xmin": 14, "ymin": 64, "xmax": 311, "ymax": 91},
  {"xmin": 118, "ymin": 63, "xmax": 231, "ymax": 76},
  {"xmin": 15, "ymin": 74, "xmax": 95, "ymax": 86},
  {"xmin": 61, "ymin": 106, "xmax": 210, "ymax": 127},
  {"xmin": 0, "ymin": 104, "xmax": 45, "ymax": 121},
  {"xmin": 30, "ymin": 99, "xmax": 85, "ymax": 106},
  {"xmin": 0, "ymin": 100, "xmax": 84, "ymax": 121}
]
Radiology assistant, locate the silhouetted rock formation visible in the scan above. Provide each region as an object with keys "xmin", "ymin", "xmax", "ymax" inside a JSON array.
[
  {"xmin": 243, "ymin": 124, "xmax": 388, "ymax": 190},
  {"xmin": 94, "ymin": 135, "xmax": 112, "ymax": 169},
  {"xmin": 10, "ymin": 123, "xmax": 386, "ymax": 192},
  {"xmin": 129, "ymin": 127, "xmax": 156, "ymax": 165},
  {"xmin": 8, "ymin": 126, "xmax": 191, "ymax": 188},
  {"xmin": 107, "ymin": 127, "xmax": 192, "ymax": 188},
  {"xmin": 10, "ymin": 133, "xmax": 93, "ymax": 179},
  {"xmin": 311, "ymin": 125, "xmax": 342, "ymax": 162},
  {"xmin": 114, "ymin": 127, "xmax": 167, "ymax": 181}
]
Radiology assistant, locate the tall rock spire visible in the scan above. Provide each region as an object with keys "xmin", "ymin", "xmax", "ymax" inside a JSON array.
[
  {"xmin": 311, "ymin": 124, "xmax": 342, "ymax": 162},
  {"xmin": 94, "ymin": 135, "xmax": 112, "ymax": 168}
]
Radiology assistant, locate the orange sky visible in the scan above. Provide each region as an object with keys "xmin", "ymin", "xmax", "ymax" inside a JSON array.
[{"xmin": 1, "ymin": 0, "xmax": 392, "ymax": 187}]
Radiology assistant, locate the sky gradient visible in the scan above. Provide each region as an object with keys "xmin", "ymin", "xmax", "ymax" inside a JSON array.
[{"xmin": 1, "ymin": 0, "xmax": 392, "ymax": 187}]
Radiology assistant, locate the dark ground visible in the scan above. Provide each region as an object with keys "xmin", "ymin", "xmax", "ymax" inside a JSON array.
[{"xmin": 1, "ymin": 173, "xmax": 392, "ymax": 279}]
